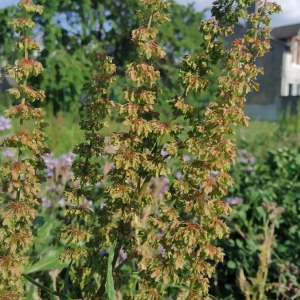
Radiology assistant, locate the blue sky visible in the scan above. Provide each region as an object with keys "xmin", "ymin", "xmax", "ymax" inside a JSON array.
[{"xmin": 0, "ymin": 0, "xmax": 299, "ymax": 27}]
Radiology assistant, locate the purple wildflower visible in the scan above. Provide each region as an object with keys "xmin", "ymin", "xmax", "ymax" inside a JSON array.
[
  {"xmin": 0, "ymin": 116, "xmax": 11, "ymax": 131},
  {"xmin": 2, "ymin": 148, "xmax": 15, "ymax": 158},
  {"xmin": 60, "ymin": 152, "xmax": 76, "ymax": 168},
  {"xmin": 210, "ymin": 170, "xmax": 219, "ymax": 177},
  {"xmin": 41, "ymin": 197, "xmax": 52, "ymax": 208},
  {"xmin": 119, "ymin": 248, "xmax": 127, "ymax": 264},
  {"xmin": 100, "ymin": 202, "xmax": 107, "ymax": 209},
  {"xmin": 47, "ymin": 185, "xmax": 57, "ymax": 192},
  {"xmin": 176, "ymin": 172, "xmax": 183, "ymax": 180},
  {"xmin": 42, "ymin": 153, "xmax": 58, "ymax": 177},
  {"xmin": 183, "ymin": 155, "xmax": 191, "ymax": 162},
  {"xmin": 160, "ymin": 177, "xmax": 169, "ymax": 194},
  {"xmin": 158, "ymin": 246, "xmax": 166, "ymax": 257},
  {"xmin": 58, "ymin": 197, "xmax": 66, "ymax": 207},
  {"xmin": 225, "ymin": 197, "xmax": 243, "ymax": 206},
  {"xmin": 160, "ymin": 149, "xmax": 168, "ymax": 157}
]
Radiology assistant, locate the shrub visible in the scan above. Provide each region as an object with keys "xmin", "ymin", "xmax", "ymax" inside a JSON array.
[{"xmin": 212, "ymin": 147, "xmax": 300, "ymax": 300}]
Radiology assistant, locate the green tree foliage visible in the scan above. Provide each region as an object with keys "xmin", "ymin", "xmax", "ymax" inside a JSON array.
[{"xmin": 0, "ymin": 0, "xmax": 210, "ymax": 114}]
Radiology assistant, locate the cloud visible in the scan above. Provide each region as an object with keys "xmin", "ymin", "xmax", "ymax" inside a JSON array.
[{"xmin": 176, "ymin": 0, "xmax": 300, "ymax": 27}]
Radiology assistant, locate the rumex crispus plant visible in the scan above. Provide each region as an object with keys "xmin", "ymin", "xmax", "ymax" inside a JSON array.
[
  {"xmin": 0, "ymin": 0, "xmax": 48, "ymax": 299},
  {"xmin": 62, "ymin": 0, "xmax": 280, "ymax": 300},
  {"xmin": 0, "ymin": 0, "xmax": 281, "ymax": 299}
]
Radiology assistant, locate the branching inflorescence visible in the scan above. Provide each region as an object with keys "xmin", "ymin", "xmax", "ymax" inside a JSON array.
[
  {"xmin": 1, "ymin": 0, "xmax": 281, "ymax": 299},
  {"xmin": 0, "ymin": 1, "xmax": 48, "ymax": 299},
  {"xmin": 62, "ymin": 0, "xmax": 281, "ymax": 299}
]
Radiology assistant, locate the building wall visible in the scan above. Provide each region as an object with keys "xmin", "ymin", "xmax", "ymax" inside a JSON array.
[
  {"xmin": 281, "ymin": 52, "xmax": 300, "ymax": 97},
  {"xmin": 227, "ymin": 22, "xmax": 300, "ymax": 121},
  {"xmin": 226, "ymin": 25, "xmax": 286, "ymax": 120}
]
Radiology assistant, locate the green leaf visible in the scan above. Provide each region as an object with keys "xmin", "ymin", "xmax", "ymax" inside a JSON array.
[
  {"xmin": 236, "ymin": 239, "xmax": 243, "ymax": 248},
  {"xmin": 246, "ymin": 239, "xmax": 258, "ymax": 253},
  {"xmin": 34, "ymin": 215, "xmax": 62, "ymax": 253},
  {"xmin": 256, "ymin": 206, "xmax": 266, "ymax": 223},
  {"xmin": 24, "ymin": 274, "xmax": 73, "ymax": 299},
  {"xmin": 105, "ymin": 242, "xmax": 116, "ymax": 300},
  {"xmin": 227, "ymin": 260, "xmax": 236, "ymax": 269},
  {"xmin": 25, "ymin": 247, "xmax": 68, "ymax": 274},
  {"xmin": 62, "ymin": 260, "xmax": 73, "ymax": 299},
  {"xmin": 25, "ymin": 285, "xmax": 34, "ymax": 300}
]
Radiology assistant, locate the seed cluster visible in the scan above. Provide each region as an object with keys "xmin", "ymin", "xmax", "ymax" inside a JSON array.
[{"xmin": 0, "ymin": 0, "xmax": 48, "ymax": 299}]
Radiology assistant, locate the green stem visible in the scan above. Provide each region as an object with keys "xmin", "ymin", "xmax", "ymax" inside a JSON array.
[
  {"xmin": 62, "ymin": 260, "xmax": 73, "ymax": 298},
  {"xmin": 24, "ymin": 274, "xmax": 73, "ymax": 299},
  {"xmin": 147, "ymin": 14, "xmax": 153, "ymax": 28},
  {"xmin": 16, "ymin": 33, "xmax": 28, "ymax": 202},
  {"xmin": 114, "ymin": 258, "xmax": 127, "ymax": 273}
]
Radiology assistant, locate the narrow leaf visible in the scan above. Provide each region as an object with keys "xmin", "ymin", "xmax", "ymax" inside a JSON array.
[
  {"xmin": 62, "ymin": 260, "xmax": 73, "ymax": 299},
  {"xmin": 25, "ymin": 247, "xmax": 68, "ymax": 274},
  {"xmin": 24, "ymin": 274, "xmax": 73, "ymax": 299}
]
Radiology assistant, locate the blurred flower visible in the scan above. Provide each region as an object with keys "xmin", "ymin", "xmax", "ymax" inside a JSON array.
[
  {"xmin": 58, "ymin": 197, "xmax": 66, "ymax": 207},
  {"xmin": 42, "ymin": 152, "xmax": 76, "ymax": 178},
  {"xmin": 158, "ymin": 246, "xmax": 166, "ymax": 257},
  {"xmin": 60, "ymin": 152, "xmax": 76, "ymax": 168},
  {"xmin": 238, "ymin": 149, "xmax": 247, "ymax": 156},
  {"xmin": 211, "ymin": 170, "xmax": 219, "ymax": 177},
  {"xmin": 2, "ymin": 148, "xmax": 15, "ymax": 158},
  {"xmin": 100, "ymin": 202, "xmax": 107, "ymax": 209},
  {"xmin": 47, "ymin": 185, "xmax": 56, "ymax": 192},
  {"xmin": 176, "ymin": 172, "xmax": 183, "ymax": 180},
  {"xmin": 41, "ymin": 197, "xmax": 51, "ymax": 208},
  {"xmin": 42, "ymin": 153, "xmax": 58, "ymax": 177},
  {"xmin": 237, "ymin": 149, "xmax": 256, "ymax": 165},
  {"xmin": 119, "ymin": 248, "xmax": 127, "ymax": 264},
  {"xmin": 225, "ymin": 197, "xmax": 243, "ymax": 206},
  {"xmin": 246, "ymin": 166, "xmax": 254, "ymax": 172},
  {"xmin": 0, "ymin": 116, "xmax": 11, "ymax": 131},
  {"xmin": 160, "ymin": 177, "xmax": 169, "ymax": 194},
  {"xmin": 183, "ymin": 155, "xmax": 191, "ymax": 162},
  {"xmin": 160, "ymin": 149, "xmax": 168, "ymax": 157},
  {"xmin": 82, "ymin": 199, "xmax": 93, "ymax": 209}
]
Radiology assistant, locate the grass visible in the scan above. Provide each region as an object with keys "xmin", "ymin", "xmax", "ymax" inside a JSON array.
[
  {"xmin": 8, "ymin": 108, "xmax": 300, "ymax": 158},
  {"xmin": 10, "ymin": 108, "xmax": 128, "ymax": 155}
]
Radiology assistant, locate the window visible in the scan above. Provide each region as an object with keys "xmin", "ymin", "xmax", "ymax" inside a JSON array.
[
  {"xmin": 289, "ymin": 84, "xmax": 293, "ymax": 96},
  {"xmin": 292, "ymin": 37, "xmax": 300, "ymax": 65}
]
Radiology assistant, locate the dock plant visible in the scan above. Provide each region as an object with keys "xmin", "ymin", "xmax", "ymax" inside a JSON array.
[
  {"xmin": 0, "ymin": 0, "xmax": 280, "ymax": 299},
  {"xmin": 0, "ymin": 0, "xmax": 48, "ymax": 299},
  {"xmin": 62, "ymin": 0, "xmax": 281, "ymax": 299}
]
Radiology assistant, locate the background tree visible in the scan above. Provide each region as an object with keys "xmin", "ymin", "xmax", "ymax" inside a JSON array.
[{"xmin": 0, "ymin": 0, "xmax": 216, "ymax": 115}]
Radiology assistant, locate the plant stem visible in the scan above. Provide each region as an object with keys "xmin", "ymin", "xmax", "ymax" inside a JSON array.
[
  {"xmin": 16, "ymin": 33, "xmax": 28, "ymax": 203},
  {"xmin": 24, "ymin": 274, "xmax": 73, "ymax": 299},
  {"xmin": 147, "ymin": 14, "xmax": 153, "ymax": 29}
]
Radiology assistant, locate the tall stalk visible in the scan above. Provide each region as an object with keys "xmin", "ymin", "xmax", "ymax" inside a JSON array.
[
  {"xmin": 62, "ymin": 0, "xmax": 281, "ymax": 299},
  {"xmin": 0, "ymin": 1, "xmax": 47, "ymax": 299}
]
